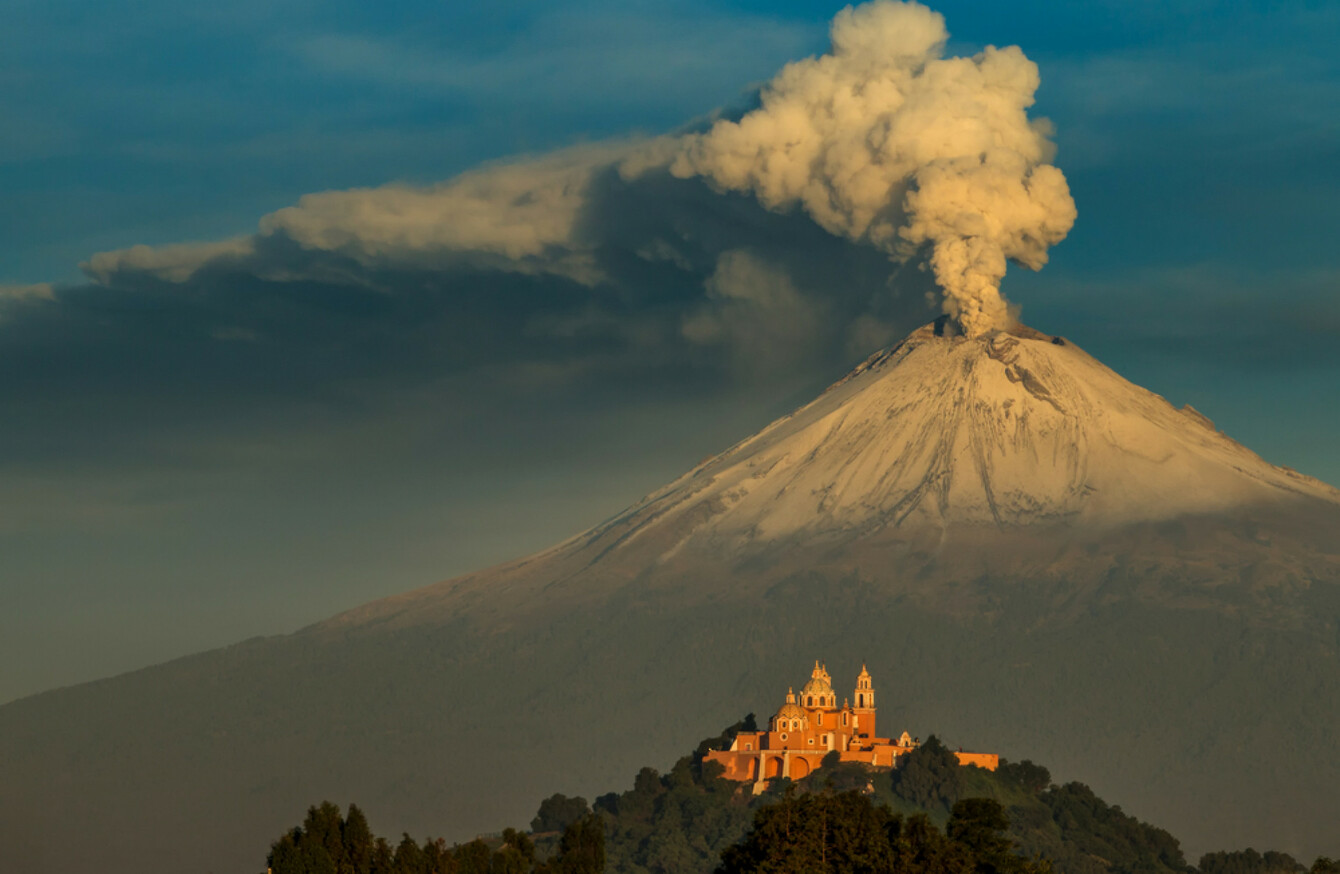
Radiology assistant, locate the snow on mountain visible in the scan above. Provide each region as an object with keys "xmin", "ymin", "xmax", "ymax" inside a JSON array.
[{"xmin": 592, "ymin": 319, "xmax": 1336, "ymax": 553}]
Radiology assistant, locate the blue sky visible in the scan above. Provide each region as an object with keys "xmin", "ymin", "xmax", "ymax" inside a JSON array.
[{"xmin": 2, "ymin": 0, "xmax": 1337, "ymax": 703}]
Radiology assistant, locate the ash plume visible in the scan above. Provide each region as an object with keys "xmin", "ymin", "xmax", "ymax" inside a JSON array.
[
  {"xmin": 79, "ymin": 1, "xmax": 1075, "ymax": 346},
  {"xmin": 672, "ymin": 0, "xmax": 1076, "ymax": 337}
]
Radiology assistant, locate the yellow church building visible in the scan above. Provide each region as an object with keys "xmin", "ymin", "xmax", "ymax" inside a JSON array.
[{"xmin": 702, "ymin": 662, "xmax": 998, "ymax": 788}]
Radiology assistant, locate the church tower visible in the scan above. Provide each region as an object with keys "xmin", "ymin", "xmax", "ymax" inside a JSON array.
[{"xmin": 853, "ymin": 665, "xmax": 876, "ymax": 737}]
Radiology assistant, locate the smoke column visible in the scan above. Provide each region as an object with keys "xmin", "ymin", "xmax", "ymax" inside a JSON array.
[{"xmin": 672, "ymin": 0, "xmax": 1076, "ymax": 337}]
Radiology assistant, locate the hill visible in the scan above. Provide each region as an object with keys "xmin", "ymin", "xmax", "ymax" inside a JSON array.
[{"xmin": 263, "ymin": 722, "xmax": 1340, "ymax": 874}]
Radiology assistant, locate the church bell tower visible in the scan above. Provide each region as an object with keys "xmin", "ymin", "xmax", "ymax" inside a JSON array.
[{"xmin": 853, "ymin": 665, "xmax": 876, "ymax": 737}]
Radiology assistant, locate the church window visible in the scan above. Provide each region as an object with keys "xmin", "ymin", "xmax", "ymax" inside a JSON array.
[
  {"xmin": 780, "ymin": 733, "xmax": 788, "ymax": 741},
  {"xmin": 842, "ymin": 713, "xmax": 848, "ymax": 726},
  {"xmin": 808, "ymin": 738, "xmax": 814, "ymax": 745},
  {"xmin": 807, "ymin": 696, "xmax": 813, "ymax": 706},
  {"xmin": 746, "ymin": 743, "xmax": 753, "ymax": 751}
]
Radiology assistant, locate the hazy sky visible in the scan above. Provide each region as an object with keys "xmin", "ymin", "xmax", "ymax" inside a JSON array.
[{"xmin": 2, "ymin": 0, "xmax": 1338, "ymax": 704}]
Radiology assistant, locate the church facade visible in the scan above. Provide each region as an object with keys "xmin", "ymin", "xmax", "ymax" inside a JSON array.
[{"xmin": 703, "ymin": 662, "xmax": 998, "ymax": 788}]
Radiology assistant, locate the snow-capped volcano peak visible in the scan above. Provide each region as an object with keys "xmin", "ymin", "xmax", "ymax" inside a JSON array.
[{"xmin": 594, "ymin": 319, "xmax": 1337, "ymax": 550}]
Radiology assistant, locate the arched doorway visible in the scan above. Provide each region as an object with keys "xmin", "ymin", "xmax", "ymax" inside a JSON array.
[{"xmin": 765, "ymin": 756, "xmax": 784, "ymax": 779}]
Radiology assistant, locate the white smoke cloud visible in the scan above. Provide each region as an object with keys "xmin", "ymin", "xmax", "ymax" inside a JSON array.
[
  {"xmin": 82, "ymin": 238, "xmax": 257, "ymax": 284},
  {"xmin": 0, "ymin": 282, "xmax": 56, "ymax": 323},
  {"xmin": 86, "ymin": 143, "xmax": 654, "ymax": 288},
  {"xmin": 79, "ymin": 1, "xmax": 1073, "ymax": 341},
  {"xmin": 256, "ymin": 145, "xmax": 645, "ymax": 286},
  {"xmin": 0, "ymin": 283, "xmax": 55, "ymax": 301},
  {"xmin": 671, "ymin": 0, "xmax": 1076, "ymax": 337}
]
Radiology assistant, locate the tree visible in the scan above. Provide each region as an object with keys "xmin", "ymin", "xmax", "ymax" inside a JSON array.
[
  {"xmin": 268, "ymin": 830, "xmax": 309, "ymax": 874},
  {"xmin": 392, "ymin": 832, "xmax": 426, "ymax": 874},
  {"xmin": 342, "ymin": 804, "xmax": 375, "ymax": 874},
  {"xmin": 1200, "ymin": 850, "xmax": 1305, "ymax": 874},
  {"xmin": 900, "ymin": 812, "xmax": 975, "ymax": 874},
  {"xmin": 422, "ymin": 837, "xmax": 456, "ymax": 874},
  {"xmin": 997, "ymin": 760, "xmax": 1051, "ymax": 795},
  {"xmin": 500, "ymin": 828, "xmax": 535, "ymax": 863},
  {"xmin": 553, "ymin": 812, "xmax": 605, "ymax": 874},
  {"xmin": 305, "ymin": 802, "xmax": 348, "ymax": 873},
  {"xmin": 268, "ymin": 818, "xmax": 337, "ymax": 874},
  {"xmin": 719, "ymin": 788, "xmax": 902, "ymax": 874},
  {"xmin": 488, "ymin": 828, "xmax": 534, "ymax": 874},
  {"xmin": 948, "ymin": 798, "xmax": 1046, "ymax": 874},
  {"xmin": 531, "ymin": 793, "xmax": 591, "ymax": 834},
  {"xmin": 370, "ymin": 838, "xmax": 395, "ymax": 874},
  {"xmin": 453, "ymin": 839, "xmax": 491, "ymax": 874},
  {"xmin": 893, "ymin": 736, "xmax": 965, "ymax": 812}
]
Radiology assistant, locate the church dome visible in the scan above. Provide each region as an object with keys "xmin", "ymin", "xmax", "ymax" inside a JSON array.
[
  {"xmin": 801, "ymin": 676, "xmax": 833, "ymax": 696},
  {"xmin": 799, "ymin": 661, "xmax": 836, "ymax": 707},
  {"xmin": 771, "ymin": 702, "xmax": 809, "ymax": 732}
]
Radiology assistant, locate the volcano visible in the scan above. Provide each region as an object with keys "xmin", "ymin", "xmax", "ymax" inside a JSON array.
[{"xmin": 3, "ymin": 321, "xmax": 1339, "ymax": 874}]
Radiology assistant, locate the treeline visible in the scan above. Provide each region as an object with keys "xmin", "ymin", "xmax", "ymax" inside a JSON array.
[
  {"xmin": 266, "ymin": 790, "xmax": 1038, "ymax": 874},
  {"xmin": 1201, "ymin": 851, "xmax": 1339, "ymax": 874},
  {"xmin": 719, "ymin": 791, "xmax": 1047, "ymax": 874},
  {"xmin": 265, "ymin": 718, "xmax": 1340, "ymax": 874},
  {"xmin": 266, "ymin": 802, "xmax": 604, "ymax": 874}
]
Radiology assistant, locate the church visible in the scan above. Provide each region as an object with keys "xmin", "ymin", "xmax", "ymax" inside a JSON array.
[{"xmin": 702, "ymin": 662, "xmax": 998, "ymax": 788}]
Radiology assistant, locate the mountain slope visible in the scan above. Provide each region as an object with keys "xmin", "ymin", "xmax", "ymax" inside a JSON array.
[
  {"xmin": 2, "ymin": 320, "xmax": 1338, "ymax": 874},
  {"xmin": 605, "ymin": 320, "xmax": 1333, "ymax": 534}
]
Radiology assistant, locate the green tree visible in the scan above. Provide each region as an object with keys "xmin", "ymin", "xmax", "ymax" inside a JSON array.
[
  {"xmin": 893, "ymin": 736, "xmax": 965, "ymax": 812},
  {"xmin": 370, "ymin": 838, "xmax": 395, "ymax": 874},
  {"xmin": 901, "ymin": 812, "xmax": 975, "ymax": 874},
  {"xmin": 553, "ymin": 812, "xmax": 605, "ymax": 874},
  {"xmin": 1041, "ymin": 782, "xmax": 1186, "ymax": 874},
  {"xmin": 268, "ymin": 830, "xmax": 309, "ymax": 874},
  {"xmin": 997, "ymin": 760, "xmax": 1052, "ymax": 795},
  {"xmin": 422, "ymin": 837, "xmax": 456, "ymax": 874},
  {"xmin": 1200, "ymin": 850, "xmax": 1304, "ymax": 874},
  {"xmin": 453, "ymin": 838, "xmax": 492, "ymax": 874},
  {"xmin": 268, "ymin": 822, "xmax": 337, "ymax": 874},
  {"xmin": 532, "ymin": 794, "xmax": 592, "ymax": 833},
  {"xmin": 718, "ymin": 789, "xmax": 903, "ymax": 874},
  {"xmin": 948, "ymin": 798, "xmax": 1047, "ymax": 874},
  {"xmin": 392, "ymin": 832, "xmax": 426, "ymax": 874},
  {"xmin": 500, "ymin": 828, "xmax": 535, "ymax": 864},
  {"xmin": 304, "ymin": 802, "xmax": 348, "ymax": 873},
  {"xmin": 342, "ymin": 804, "xmax": 375, "ymax": 874}
]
